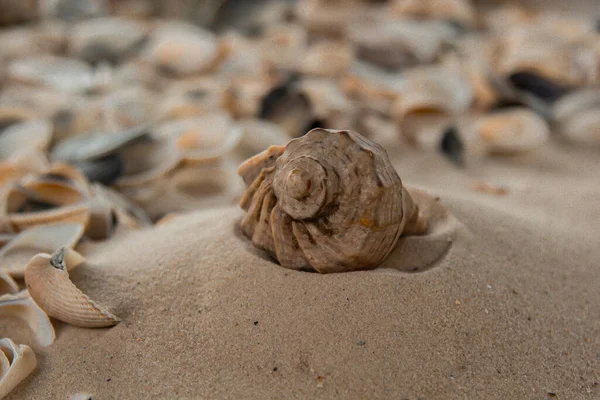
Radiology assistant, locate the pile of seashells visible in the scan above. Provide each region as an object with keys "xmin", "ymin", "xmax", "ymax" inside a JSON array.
[{"xmin": 1, "ymin": 0, "xmax": 600, "ymax": 396}]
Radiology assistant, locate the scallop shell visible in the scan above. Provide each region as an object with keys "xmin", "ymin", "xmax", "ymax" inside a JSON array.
[
  {"xmin": 298, "ymin": 78, "xmax": 355, "ymax": 128},
  {"xmin": 141, "ymin": 21, "xmax": 222, "ymax": 76},
  {"xmin": 7, "ymin": 55, "xmax": 95, "ymax": 93},
  {"xmin": 342, "ymin": 61, "xmax": 405, "ymax": 115},
  {"xmin": 391, "ymin": 0, "xmax": 476, "ymax": 27},
  {"xmin": 25, "ymin": 248, "xmax": 120, "ymax": 328},
  {"xmin": 156, "ymin": 77, "xmax": 227, "ymax": 121},
  {"xmin": 553, "ymin": 88, "xmax": 600, "ymax": 145},
  {"xmin": 260, "ymin": 23, "xmax": 307, "ymax": 71},
  {"xmin": 69, "ymin": 17, "xmax": 147, "ymax": 64},
  {"xmin": 295, "ymin": 0, "xmax": 366, "ymax": 38},
  {"xmin": 0, "ymin": 120, "xmax": 52, "ymax": 162},
  {"xmin": 102, "ymin": 87, "xmax": 157, "ymax": 131},
  {"xmin": 0, "ymin": 223, "xmax": 85, "ymax": 278},
  {"xmin": 238, "ymin": 128, "xmax": 427, "ymax": 273},
  {"xmin": 0, "ymin": 291, "xmax": 55, "ymax": 347},
  {"xmin": 52, "ymin": 124, "xmax": 150, "ymax": 162},
  {"xmin": 2, "ymin": 170, "xmax": 91, "ymax": 233},
  {"xmin": 498, "ymin": 22, "xmax": 597, "ymax": 87},
  {"xmin": 301, "ymin": 40, "xmax": 353, "ymax": 78},
  {"xmin": 349, "ymin": 19, "xmax": 459, "ymax": 70},
  {"xmin": 467, "ymin": 108, "xmax": 550, "ymax": 153},
  {"xmin": 113, "ymin": 134, "xmax": 182, "ymax": 188},
  {"xmin": 154, "ymin": 113, "xmax": 242, "ymax": 165},
  {"xmin": 393, "ymin": 66, "xmax": 473, "ymax": 146},
  {"xmin": 0, "ymin": 338, "xmax": 37, "ymax": 399},
  {"xmin": 235, "ymin": 118, "xmax": 289, "ymax": 160}
]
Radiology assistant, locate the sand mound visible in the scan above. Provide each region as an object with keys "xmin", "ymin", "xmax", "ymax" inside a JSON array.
[{"xmin": 4, "ymin": 143, "xmax": 599, "ymax": 400}]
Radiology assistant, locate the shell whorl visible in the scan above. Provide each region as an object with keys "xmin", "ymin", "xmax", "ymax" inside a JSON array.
[{"xmin": 238, "ymin": 128, "xmax": 422, "ymax": 273}]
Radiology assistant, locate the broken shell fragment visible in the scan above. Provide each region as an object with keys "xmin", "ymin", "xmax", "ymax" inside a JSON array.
[
  {"xmin": 25, "ymin": 248, "xmax": 120, "ymax": 328},
  {"xmin": 0, "ymin": 338, "xmax": 37, "ymax": 399},
  {"xmin": 391, "ymin": 0, "xmax": 476, "ymax": 27},
  {"xmin": 0, "ymin": 223, "xmax": 85, "ymax": 278},
  {"xmin": 393, "ymin": 66, "xmax": 473, "ymax": 147},
  {"xmin": 69, "ymin": 17, "xmax": 147, "ymax": 64},
  {"xmin": 0, "ymin": 291, "xmax": 55, "ymax": 347},
  {"xmin": 2, "ymin": 170, "xmax": 92, "ymax": 233},
  {"xmin": 7, "ymin": 55, "xmax": 95, "ymax": 93},
  {"xmin": 52, "ymin": 124, "xmax": 150, "ymax": 162},
  {"xmin": 142, "ymin": 22, "xmax": 221, "ymax": 76},
  {"xmin": 468, "ymin": 108, "xmax": 550, "ymax": 153},
  {"xmin": 238, "ymin": 129, "xmax": 428, "ymax": 273},
  {"xmin": 349, "ymin": 19, "xmax": 459, "ymax": 70},
  {"xmin": 301, "ymin": 40, "xmax": 353, "ymax": 78},
  {"xmin": 154, "ymin": 113, "xmax": 242, "ymax": 164},
  {"xmin": 0, "ymin": 120, "xmax": 53, "ymax": 162},
  {"xmin": 0, "ymin": 271, "xmax": 18, "ymax": 295},
  {"xmin": 553, "ymin": 88, "xmax": 600, "ymax": 145}
]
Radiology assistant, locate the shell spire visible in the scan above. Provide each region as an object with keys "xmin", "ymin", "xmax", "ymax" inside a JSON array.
[{"xmin": 238, "ymin": 128, "xmax": 427, "ymax": 273}]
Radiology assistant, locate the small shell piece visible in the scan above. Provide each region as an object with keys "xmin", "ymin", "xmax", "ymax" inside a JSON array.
[
  {"xmin": 0, "ymin": 223, "xmax": 85, "ymax": 278},
  {"xmin": 349, "ymin": 19, "xmax": 458, "ymax": 70},
  {"xmin": 301, "ymin": 40, "xmax": 353, "ymax": 78},
  {"xmin": 141, "ymin": 22, "xmax": 221, "ymax": 76},
  {"xmin": 393, "ymin": 66, "xmax": 473, "ymax": 146},
  {"xmin": 0, "ymin": 120, "xmax": 52, "ymax": 162},
  {"xmin": 0, "ymin": 271, "xmax": 18, "ymax": 295},
  {"xmin": 391, "ymin": 0, "xmax": 476, "ymax": 27},
  {"xmin": 469, "ymin": 108, "xmax": 550, "ymax": 153},
  {"xmin": 0, "ymin": 338, "xmax": 37, "ymax": 399},
  {"xmin": 553, "ymin": 88, "xmax": 600, "ymax": 145},
  {"xmin": 0, "ymin": 291, "xmax": 55, "ymax": 347},
  {"xmin": 238, "ymin": 129, "xmax": 427, "ymax": 273},
  {"xmin": 154, "ymin": 113, "xmax": 242, "ymax": 165},
  {"xmin": 69, "ymin": 17, "xmax": 147, "ymax": 64},
  {"xmin": 25, "ymin": 248, "xmax": 120, "ymax": 328},
  {"xmin": 7, "ymin": 55, "xmax": 95, "ymax": 93},
  {"xmin": 2, "ymin": 170, "xmax": 91, "ymax": 233}
]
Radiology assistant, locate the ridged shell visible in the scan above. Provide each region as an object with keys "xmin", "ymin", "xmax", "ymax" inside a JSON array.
[
  {"xmin": 24, "ymin": 248, "xmax": 120, "ymax": 328},
  {"xmin": 238, "ymin": 129, "xmax": 426, "ymax": 273},
  {"xmin": 0, "ymin": 291, "xmax": 55, "ymax": 347},
  {"xmin": 0, "ymin": 223, "xmax": 85, "ymax": 278},
  {"xmin": 0, "ymin": 338, "xmax": 37, "ymax": 399}
]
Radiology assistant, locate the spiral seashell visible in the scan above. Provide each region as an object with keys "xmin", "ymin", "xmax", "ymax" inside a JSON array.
[
  {"xmin": 238, "ymin": 129, "xmax": 428, "ymax": 273},
  {"xmin": 0, "ymin": 337, "xmax": 37, "ymax": 399},
  {"xmin": 24, "ymin": 248, "xmax": 120, "ymax": 328}
]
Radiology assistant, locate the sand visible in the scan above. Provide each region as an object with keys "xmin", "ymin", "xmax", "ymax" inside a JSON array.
[{"xmin": 3, "ymin": 138, "xmax": 599, "ymax": 399}]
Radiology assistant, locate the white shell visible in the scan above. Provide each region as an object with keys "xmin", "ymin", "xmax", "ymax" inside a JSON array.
[
  {"xmin": 0, "ymin": 223, "xmax": 85, "ymax": 278},
  {"xmin": 7, "ymin": 55, "xmax": 95, "ymax": 93},
  {"xmin": 0, "ymin": 120, "xmax": 52, "ymax": 162},
  {"xmin": 0, "ymin": 291, "xmax": 55, "ymax": 347},
  {"xmin": 142, "ymin": 22, "xmax": 221, "ymax": 76},
  {"xmin": 0, "ymin": 338, "xmax": 37, "ymax": 399}
]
